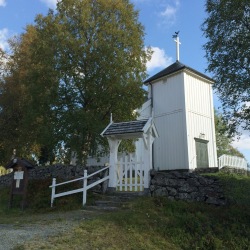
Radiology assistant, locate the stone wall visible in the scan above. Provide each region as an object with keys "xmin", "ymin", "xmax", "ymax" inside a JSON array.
[
  {"xmin": 150, "ymin": 170, "xmax": 226, "ymax": 206},
  {"xmin": 0, "ymin": 165, "xmax": 107, "ymax": 191},
  {"xmin": 0, "ymin": 165, "xmax": 235, "ymax": 206},
  {"xmin": 220, "ymin": 167, "xmax": 249, "ymax": 176},
  {"xmin": 194, "ymin": 167, "xmax": 219, "ymax": 174}
]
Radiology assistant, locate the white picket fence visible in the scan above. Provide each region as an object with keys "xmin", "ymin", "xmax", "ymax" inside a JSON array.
[
  {"xmin": 50, "ymin": 166, "xmax": 109, "ymax": 207},
  {"xmin": 218, "ymin": 154, "xmax": 248, "ymax": 170},
  {"xmin": 116, "ymin": 154, "xmax": 144, "ymax": 192}
]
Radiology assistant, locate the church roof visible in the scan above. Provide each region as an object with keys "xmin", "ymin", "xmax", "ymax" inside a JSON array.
[
  {"xmin": 102, "ymin": 120, "xmax": 148, "ymax": 136},
  {"xmin": 144, "ymin": 61, "xmax": 214, "ymax": 84}
]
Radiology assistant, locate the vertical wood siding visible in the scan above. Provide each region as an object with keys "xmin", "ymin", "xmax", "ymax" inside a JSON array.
[
  {"xmin": 153, "ymin": 73, "xmax": 185, "ymax": 116},
  {"xmin": 151, "ymin": 71, "xmax": 217, "ymax": 170},
  {"xmin": 153, "ymin": 111, "xmax": 188, "ymax": 170},
  {"xmin": 184, "ymin": 72, "xmax": 217, "ymax": 169},
  {"xmin": 153, "ymin": 73, "xmax": 188, "ymax": 170}
]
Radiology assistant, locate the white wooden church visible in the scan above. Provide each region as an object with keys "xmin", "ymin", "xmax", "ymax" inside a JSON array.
[
  {"xmin": 85, "ymin": 35, "xmax": 217, "ymax": 191},
  {"xmin": 137, "ymin": 59, "xmax": 217, "ymax": 170}
]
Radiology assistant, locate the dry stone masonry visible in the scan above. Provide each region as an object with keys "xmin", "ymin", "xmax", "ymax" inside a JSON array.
[
  {"xmin": 150, "ymin": 170, "xmax": 226, "ymax": 206},
  {"xmin": 0, "ymin": 165, "xmax": 106, "ymax": 192},
  {"xmin": 0, "ymin": 165, "xmax": 228, "ymax": 206}
]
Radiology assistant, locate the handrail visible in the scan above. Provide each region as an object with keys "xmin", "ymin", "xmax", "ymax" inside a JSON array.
[
  {"xmin": 49, "ymin": 166, "xmax": 109, "ymax": 207},
  {"xmin": 49, "ymin": 166, "xmax": 110, "ymax": 188},
  {"xmin": 218, "ymin": 154, "xmax": 247, "ymax": 170}
]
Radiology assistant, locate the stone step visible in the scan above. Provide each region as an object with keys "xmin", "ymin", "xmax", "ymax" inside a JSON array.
[
  {"xmin": 94, "ymin": 200, "xmax": 122, "ymax": 207},
  {"xmin": 100, "ymin": 195, "xmax": 133, "ymax": 202},
  {"xmin": 85, "ymin": 190, "xmax": 149, "ymax": 211},
  {"xmin": 107, "ymin": 191, "xmax": 147, "ymax": 199},
  {"xmin": 85, "ymin": 199, "xmax": 124, "ymax": 211},
  {"xmin": 85, "ymin": 205, "xmax": 120, "ymax": 211}
]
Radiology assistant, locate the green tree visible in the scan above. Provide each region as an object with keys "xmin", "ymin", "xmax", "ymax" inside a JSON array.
[
  {"xmin": 215, "ymin": 110, "xmax": 244, "ymax": 158},
  {"xmin": 0, "ymin": 48, "xmax": 6, "ymax": 78},
  {"xmin": 0, "ymin": 0, "xmax": 150, "ymax": 164},
  {"xmin": 202, "ymin": 0, "xmax": 250, "ymax": 133},
  {"xmin": 0, "ymin": 30, "xmax": 51, "ymax": 163}
]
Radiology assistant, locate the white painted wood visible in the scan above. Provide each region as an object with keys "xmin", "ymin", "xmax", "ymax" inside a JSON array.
[
  {"xmin": 89, "ymin": 60, "xmax": 217, "ymax": 173},
  {"xmin": 101, "ymin": 118, "xmax": 157, "ymax": 191},
  {"xmin": 137, "ymin": 99, "xmax": 152, "ymax": 120},
  {"xmin": 116, "ymin": 154, "xmax": 144, "ymax": 191},
  {"xmin": 14, "ymin": 171, "xmax": 24, "ymax": 180},
  {"xmin": 153, "ymin": 111, "xmax": 187, "ymax": 170},
  {"xmin": 54, "ymin": 188, "xmax": 84, "ymax": 198},
  {"xmin": 49, "ymin": 166, "xmax": 109, "ymax": 207},
  {"xmin": 150, "ymin": 73, "xmax": 188, "ymax": 170},
  {"xmin": 219, "ymin": 154, "xmax": 247, "ymax": 170},
  {"xmin": 14, "ymin": 171, "xmax": 24, "ymax": 188},
  {"xmin": 153, "ymin": 73, "xmax": 185, "ymax": 117},
  {"xmin": 107, "ymin": 138, "xmax": 121, "ymax": 189},
  {"xmin": 135, "ymin": 159, "xmax": 138, "ymax": 191},
  {"xmin": 83, "ymin": 170, "xmax": 87, "ymax": 206},
  {"xmin": 146, "ymin": 67, "xmax": 217, "ymax": 170},
  {"xmin": 51, "ymin": 178, "xmax": 56, "ymax": 207},
  {"xmin": 139, "ymin": 159, "xmax": 143, "ymax": 191},
  {"xmin": 173, "ymin": 34, "xmax": 181, "ymax": 61},
  {"xmin": 184, "ymin": 71, "xmax": 217, "ymax": 169},
  {"xmin": 86, "ymin": 175, "xmax": 109, "ymax": 190},
  {"xmin": 125, "ymin": 157, "xmax": 128, "ymax": 190},
  {"xmin": 131, "ymin": 156, "xmax": 134, "ymax": 190}
]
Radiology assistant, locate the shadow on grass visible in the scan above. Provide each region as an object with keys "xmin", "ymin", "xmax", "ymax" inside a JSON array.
[{"xmin": 1, "ymin": 173, "xmax": 250, "ymax": 249}]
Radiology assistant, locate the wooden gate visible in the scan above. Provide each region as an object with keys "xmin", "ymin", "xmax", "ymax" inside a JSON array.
[{"xmin": 116, "ymin": 154, "xmax": 144, "ymax": 191}]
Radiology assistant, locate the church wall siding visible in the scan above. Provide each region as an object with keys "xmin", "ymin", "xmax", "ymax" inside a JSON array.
[
  {"xmin": 153, "ymin": 73, "xmax": 185, "ymax": 117},
  {"xmin": 184, "ymin": 73, "xmax": 217, "ymax": 169},
  {"xmin": 152, "ymin": 73, "xmax": 189, "ymax": 170},
  {"xmin": 186, "ymin": 112, "xmax": 217, "ymax": 169},
  {"xmin": 153, "ymin": 111, "xmax": 188, "ymax": 170}
]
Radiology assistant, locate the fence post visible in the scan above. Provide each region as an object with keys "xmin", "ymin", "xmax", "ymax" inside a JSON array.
[
  {"xmin": 83, "ymin": 170, "xmax": 87, "ymax": 206},
  {"xmin": 51, "ymin": 178, "xmax": 56, "ymax": 207}
]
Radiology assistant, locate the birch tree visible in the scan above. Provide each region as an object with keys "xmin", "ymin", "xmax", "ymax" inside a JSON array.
[
  {"xmin": 202, "ymin": 0, "xmax": 250, "ymax": 133},
  {"xmin": 0, "ymin": 0, "xmax": 150, "ymax": 163}
]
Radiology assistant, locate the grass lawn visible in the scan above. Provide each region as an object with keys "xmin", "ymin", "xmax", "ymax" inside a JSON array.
[{"xmin": 0, "ymin": 172, "xmax": 249, "ymax": 249}]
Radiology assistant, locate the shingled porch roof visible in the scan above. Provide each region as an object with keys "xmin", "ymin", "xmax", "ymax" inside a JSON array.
[{"xmin": 101, "ymin": 118, "xmax": 158, "ymax": 139}]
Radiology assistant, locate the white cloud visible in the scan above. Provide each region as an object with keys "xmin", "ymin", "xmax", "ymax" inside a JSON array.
[
  {"xmin": 160, "ymin": 0, "xmax": 180, "ymax": 25},
  {"xmin": 146, "ymin": 46, "xmax": 173, "ymax": 72},
  {"xmin": 232, "ymin": 134, "xmax": 250, "ymax": 151},
  {"xmin": 232, "ymin": 133, "xmax": 250, "ymax": 163},
  {"xmin": 0, "ymin": 0, "xmax": 6, "ymax": 7},
  {"xmin": 0, "ymin": 28, "xmax": 9, "ymax": 51},
  {"xmin": 40, "ymin": 0, "xmax": 60, "ymax": 9},
  {"xmin": 244, "ymin": 101, "xmax": 250, "ymax": 108}
]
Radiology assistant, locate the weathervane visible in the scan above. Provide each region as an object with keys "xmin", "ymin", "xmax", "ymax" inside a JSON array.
[{"xmin": 172, "ymin": 31, "xmax": 181, "ymax": 61}]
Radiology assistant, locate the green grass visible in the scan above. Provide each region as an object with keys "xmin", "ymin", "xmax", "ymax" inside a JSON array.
[
  {"xmin": 209, "ymin": 172, "xmax": 250, "ymax": 206},
  {"xmin": 0, "ymin": 178, "xmax": 92, "ymax": 223},
  {"xmin": 1, "ymin": 173, "xmax": 250, "ymax": 249}
]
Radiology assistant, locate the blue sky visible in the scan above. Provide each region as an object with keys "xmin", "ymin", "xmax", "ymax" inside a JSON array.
[{"xmin": 0, "ymin": 0, "xmax": 249, "ymax": 163}]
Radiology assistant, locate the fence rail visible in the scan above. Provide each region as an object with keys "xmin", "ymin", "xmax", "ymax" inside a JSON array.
[
  {"xmin": 218, "ymin": 154, "xmax": 248, "ymax": 170},
  {"xmin": 49, "ymin": 166, "xmax": 109, "ymax": 207}
]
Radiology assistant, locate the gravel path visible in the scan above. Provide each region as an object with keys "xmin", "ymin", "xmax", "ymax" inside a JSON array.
[{"xmin": 0, "ymin": 209, "xmax": 103, "ymax": 250}]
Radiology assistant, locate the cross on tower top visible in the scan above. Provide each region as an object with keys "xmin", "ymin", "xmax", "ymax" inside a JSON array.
[{"xmin": 172, "ymin": 31, "xmax": 181, "ymax": 61}]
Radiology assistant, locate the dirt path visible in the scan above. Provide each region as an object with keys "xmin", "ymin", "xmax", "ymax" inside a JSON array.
[{"xmin": 0, "ymin": 209, "xmax": 105, "ymax": 250}]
